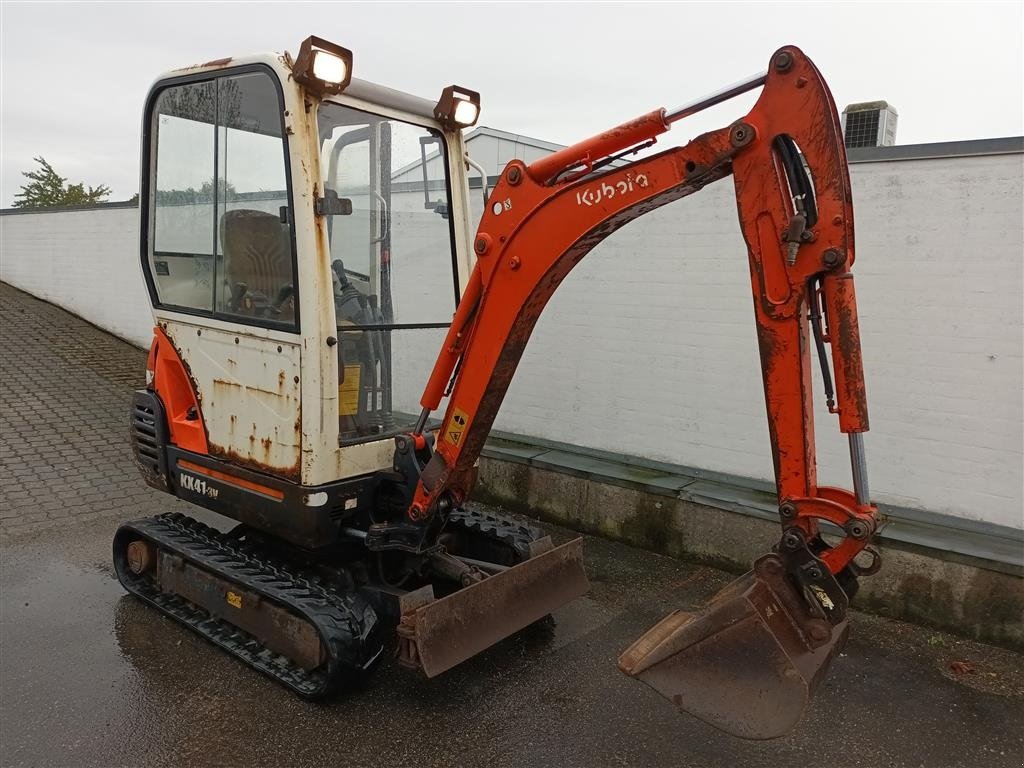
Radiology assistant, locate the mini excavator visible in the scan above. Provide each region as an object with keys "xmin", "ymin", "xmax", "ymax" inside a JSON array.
[{"xmin": 118, "ymin": 38, "xmax": 880, "ymax": 739}]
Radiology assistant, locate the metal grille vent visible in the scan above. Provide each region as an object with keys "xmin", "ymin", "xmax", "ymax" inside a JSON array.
[
  {"xmin": 132, "ymin": 403, "xmax": 161, "ymax": 471},
  {"xmin": 130, "ymin": 390, "xmax": 169, "ymax": 490},
  {"xmin": 841, "ymin": 101, "xmax": 898, "ymax": 148},
  {"xmin": 844, "ymin": 111, "xmax": 880, "ymax": 148}
]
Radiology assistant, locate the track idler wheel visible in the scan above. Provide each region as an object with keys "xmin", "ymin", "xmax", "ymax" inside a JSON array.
[{"xmin": 126, "ymin": 540, "xmax": 155, "ymax": 574}]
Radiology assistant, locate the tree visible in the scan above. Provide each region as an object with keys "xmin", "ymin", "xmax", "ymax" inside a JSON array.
[
  {"xmin": 12, "ymin": 157, "xmax": 111, "ymax": 208},
  {"xmin": 154, "ymin": 178, "xmax": 238, "ymax": 205}
]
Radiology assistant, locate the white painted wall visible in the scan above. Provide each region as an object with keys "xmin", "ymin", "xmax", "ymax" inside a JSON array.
[
  {"xmin": 0, "ymin": 206, "xmax": 151, "ymax": 346},
  {"xmin": 2, "ymin": 150, "xmax": 1022, "ymax": 529},
  {"xmin": 496, "ymin": 152, "xmax": 1024, "ymax": 530}
]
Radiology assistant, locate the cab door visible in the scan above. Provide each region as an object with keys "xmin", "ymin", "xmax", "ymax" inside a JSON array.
[
  {"xmin": 316, "ymin": 101, "xmax": 464, "ymax": 454},
  {"xmin": 142, "ymin": 67, "xmax": 304, "ymax": 482}
]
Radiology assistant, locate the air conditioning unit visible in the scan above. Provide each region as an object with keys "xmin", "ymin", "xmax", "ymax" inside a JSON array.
[{"xmin": 841, "ymin": 101, "xmax": 898, "ymax": 148}]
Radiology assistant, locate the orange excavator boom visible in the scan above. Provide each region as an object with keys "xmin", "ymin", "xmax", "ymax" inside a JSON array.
[{"xmin": 400, "ymin": 45, "xmax": 880, "ymax": 738}]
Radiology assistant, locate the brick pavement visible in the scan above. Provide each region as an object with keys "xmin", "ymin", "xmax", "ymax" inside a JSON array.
[
  {"xmin": 0, "ymin": 282, "xmax": 186, "ymax": 537},
  {"xmin": 2, "ymin": 287, "xmax": 1023, "ymax": 768}
]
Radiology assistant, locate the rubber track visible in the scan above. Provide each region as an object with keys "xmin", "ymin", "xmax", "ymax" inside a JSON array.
[
  {"xmin": 446, "ymin": 507, "xmax": 542, "ymax": 562},
  {"xmin": 113, "ymin": 513, "xmax": 381, "ymax": 699}
]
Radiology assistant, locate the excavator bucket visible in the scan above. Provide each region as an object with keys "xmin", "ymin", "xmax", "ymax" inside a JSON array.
[
  {"xmin": 398, "ymin": 536, "xmax": 589, "ymax": 677},
  {"xmin": 618, "ymin": 554, "xmax": 848, "ymax": 740}
]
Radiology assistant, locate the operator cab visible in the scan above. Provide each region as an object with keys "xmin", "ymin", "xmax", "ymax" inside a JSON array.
[{"xmin": 137, "ymin": 40, "xmax": 479, "ymax": 499}]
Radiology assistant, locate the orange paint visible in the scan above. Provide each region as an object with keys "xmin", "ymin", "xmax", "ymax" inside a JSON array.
[
  {"xmin": 411, "ymin": 46, "xmax": 877, "ymax": 576},
  {"xmin": 148, "ymin": 326, "xmax": 209, "ymax": 455},
  {"xmin": 526, "ymin": 109, "xmax": 670, "ymax": 185}
]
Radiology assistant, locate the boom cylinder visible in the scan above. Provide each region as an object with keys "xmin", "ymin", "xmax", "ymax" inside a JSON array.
[
  {"xmin": 526, "ymin": 70, "xmax": 769, "ymax": 186},
  {"xmin": 526, "ymin": 109, "xmax": 670, "ymax": 185}
]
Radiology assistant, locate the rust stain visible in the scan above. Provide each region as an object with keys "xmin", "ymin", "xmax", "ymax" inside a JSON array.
[
  {"xmin": 206, "ymin": 387, "xmax": 302, "ymax": 482},
  {"xmin": 173, "ymin": 57, "xmax": 234, "ymax": 73},
  {"xmin": 213, "ymin": 378, "xmax": 292, "ymax": 400},
  {"xmin": 208, "ymin": 443, "xmax": 301, "ymax": 483},
  {"xmin": 833, "ymin": 294, "xmax": 869, "ymax": 429}
]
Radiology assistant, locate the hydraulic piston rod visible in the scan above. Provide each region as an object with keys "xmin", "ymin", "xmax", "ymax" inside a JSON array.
[
  {"xmin": 526, "ymin": 70, "xmax": 768, "ymax": 185},
  {"xmin": 664, "ymin": 71, "xmax": 768, "ymax": 124},
  {"xmin": 848, "ymin": 433, "xmax": 870, "ymax": 506}
]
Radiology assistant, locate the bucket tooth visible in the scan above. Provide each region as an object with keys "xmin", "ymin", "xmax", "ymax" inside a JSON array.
[{"xmin": 619, "ymin": 554, "xmax": 848, "ymax": 740}]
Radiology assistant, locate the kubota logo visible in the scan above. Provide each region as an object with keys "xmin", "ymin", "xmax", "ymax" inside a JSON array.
[
  {"xmin": 575, "ymin": 173, "xmax": 649, "ymax": 207},
  {"xmin": 180, "ymin": 473, "xmax": 220, "ymax": 499}
]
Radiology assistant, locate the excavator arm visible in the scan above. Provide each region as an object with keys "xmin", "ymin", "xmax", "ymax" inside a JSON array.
[
  {"xmin": 394, "ymin": 46, "xmax": 879, "ymax": 737},
  {"xmin": 412, "ymin": 46, "xmax": 876, "ymax": 575}
]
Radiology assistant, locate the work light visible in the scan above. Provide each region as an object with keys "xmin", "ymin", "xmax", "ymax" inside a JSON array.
[
  {"xmin": 312, "ymin": 50, "xmax": 348, "ymax": 84},
  {"xmin": 293, "ymin": 36, "xmax": 353, "ymax": 96},
  {"xmin": 435, "ymin": 85, "xmax": 481, "ymax": 131}
]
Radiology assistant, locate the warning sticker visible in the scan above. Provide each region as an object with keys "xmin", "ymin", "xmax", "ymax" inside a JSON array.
[
  {"xmin": 446, "ymin": 407, "xmax": 470, "ymax": 446},
  {"xmin": 226, "ymin": 590, "xmax": 243, "ymax": 609}
]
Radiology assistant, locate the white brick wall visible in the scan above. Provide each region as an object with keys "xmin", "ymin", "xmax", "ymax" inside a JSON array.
[
  {"xmin": 2, "ymin": 151, "xmax": 1021, "ymax": 529},
  {"xmin": 496, "ymin": 153, "xmax": 1024, "ymax": 529},
  {"xmin": 0, "ymin": 207, "xmax": 152, "ymax": 347}
]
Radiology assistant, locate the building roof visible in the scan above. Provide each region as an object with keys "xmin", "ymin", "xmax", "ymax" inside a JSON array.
[
  {"xmin": 464, "ymin": 126, "xmax": 568, "ymax": 153},
  {"xmin": 846, "ymin": 135, "xmax": 1023, "ymax": 163}
]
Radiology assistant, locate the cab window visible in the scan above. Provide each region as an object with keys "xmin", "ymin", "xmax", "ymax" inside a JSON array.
[
  {"xmin": 146, "ymin": 70, "xmax": 297, "ymax": 328},
  {"xmin": 317, "ymin": 102, "xmax": 459, "ymax": 443}
]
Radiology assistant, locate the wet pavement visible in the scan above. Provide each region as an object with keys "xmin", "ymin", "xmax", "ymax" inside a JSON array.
[{"xmin": 2, "ymin": 282, "xmax": 1023, "ymax": 768}]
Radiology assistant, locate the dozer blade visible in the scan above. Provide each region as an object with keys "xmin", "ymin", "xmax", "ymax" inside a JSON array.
[
  {"xmin": 399, "ymin": 537, "xmax": 589, "ymax": 677},
  {"xmin": 618, "ymin": 554, "xmax": 848, "ymax": 740}
]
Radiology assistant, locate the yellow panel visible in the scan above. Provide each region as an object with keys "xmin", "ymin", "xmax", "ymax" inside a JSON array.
[{"xmin": 339, "ymin": 364, "xmax": 361, "ymax": 416}]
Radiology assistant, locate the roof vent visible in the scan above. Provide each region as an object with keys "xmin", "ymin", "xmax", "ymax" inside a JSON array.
[{"xmin": 841, "ymin": 101, "xmax": 898, "ymax": 148}]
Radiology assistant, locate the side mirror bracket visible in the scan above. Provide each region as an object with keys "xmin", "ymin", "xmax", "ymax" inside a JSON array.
[{"xmin": 315, "ymin": 189, "xmax": 353, "ymax": 217}]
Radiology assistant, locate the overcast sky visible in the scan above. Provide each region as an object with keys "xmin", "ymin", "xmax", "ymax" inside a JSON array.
[{"xmin": 1, "ymin": 1, "xmax": 1021, "ymax": 205}]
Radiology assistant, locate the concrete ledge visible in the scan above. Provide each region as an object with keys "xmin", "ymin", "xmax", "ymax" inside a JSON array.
[{"xmin": 475, "ymin": 433, "xmax": 1024, "ymax": 649}]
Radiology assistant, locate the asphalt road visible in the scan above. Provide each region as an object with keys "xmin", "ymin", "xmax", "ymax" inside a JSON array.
[{"xmin": 2, "ymin": 282, "xmax": 1022, "ymax": 768}]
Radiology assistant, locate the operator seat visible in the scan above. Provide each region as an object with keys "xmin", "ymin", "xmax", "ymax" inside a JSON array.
[{"xmin": 219, "ymin": 209, "xmax": 293, "ymax": 321}]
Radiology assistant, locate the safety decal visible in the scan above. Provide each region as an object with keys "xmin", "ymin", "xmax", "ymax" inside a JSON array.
[
  {"xmin": 446, "ymin": 408, "xmax": 470, "ymax": 446},
  {"xmin": 226, "ymin": 591, "xmax": 243, "ymax": 609}
]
